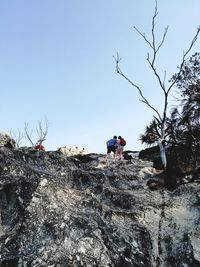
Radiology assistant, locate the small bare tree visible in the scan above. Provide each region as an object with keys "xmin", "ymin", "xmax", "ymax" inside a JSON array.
[
  {"xmin": 35, "ymin": 118, "xmax": 49, "ymax": 146},
  {"xmin": 24, "ymin": 118, "xmax": 49, "ymax": 148},
  {"xmin": 9, "ymin": 129, "xmax": 24, "ymax": 148},
  {"xmin": 114, "ymin": 0, "xmax": 200, "ymax": 169}
]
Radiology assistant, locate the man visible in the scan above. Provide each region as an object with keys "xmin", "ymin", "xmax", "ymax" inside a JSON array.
[{"xmin": 106, "ymin": 136, "xmax": 117, "ymax": 161}]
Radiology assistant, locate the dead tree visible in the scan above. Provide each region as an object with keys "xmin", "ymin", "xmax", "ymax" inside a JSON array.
[
  {"xmin": 9, "ymin": 129, "xmax": 24, "ymax": 148},
  {"xmin": 24, "ymin": 118, "xmax": 49, "ymax": 148},
  {"xmin": 36, "ymin": 119, "xmax": 49, "ymax": 146},
  {"xmin": 114, "ymin": 0, "xmax": 200, "ymax": 169}
]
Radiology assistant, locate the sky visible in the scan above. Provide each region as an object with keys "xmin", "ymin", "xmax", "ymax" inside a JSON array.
[{"xmin": 0, "ymin": 0, "xmax": 200, "ymax": 153}]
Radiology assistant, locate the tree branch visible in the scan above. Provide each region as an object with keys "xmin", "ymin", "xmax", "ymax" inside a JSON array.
[
  {"xmin": 24, "ymin": 122, "xmax": 35, "ymax": 146},
  {"xmin": 10, "ymin": 129, "xmax": 24, "ymax": 148},
  {"xmin": 114, "ymin": 53, "xmax": 162, "ymax": 121},
  {"xmin": 167, "ymin": 26, "xmax": 200, "ymax": 94},
  {"xmin": 36, "ymin": 118, "xmax": 49, "ymax": 145}
]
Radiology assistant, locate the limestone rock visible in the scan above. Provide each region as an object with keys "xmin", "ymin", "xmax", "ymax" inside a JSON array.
[
  {"xmin": 0, "ymin": 132, "xmax": 16, "ymax": 149},
  {"xmin": 0, "ymin": 147, "xmax": 200, "ymax": 266}
]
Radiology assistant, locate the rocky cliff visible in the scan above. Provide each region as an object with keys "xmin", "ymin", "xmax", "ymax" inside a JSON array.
[{"xmin": 0, "ymin": 147, "xmax": 200, "ymax": 267}]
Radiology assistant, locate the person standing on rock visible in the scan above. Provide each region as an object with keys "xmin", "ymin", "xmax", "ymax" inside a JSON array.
[
  {"xmin": 116, "ymin": 136, "xmax": 126, "ymax": 160},
  {"xmin": 35, "ymin": 144, "xmax": 45, "ymax": 151},
  {"xmin": 106, "ymin": 136, "xmax": 117, "ymax": 161}
]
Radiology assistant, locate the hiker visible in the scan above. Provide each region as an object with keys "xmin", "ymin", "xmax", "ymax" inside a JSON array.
[
  {"xmin": 35, "ymin": 144, "xmax": 45, "ymax": 151},
  {"xmin": 106, "ymin": 136, "xmax": 117, "ymax": 160},
  {"xmin": 116, "ymin": 136, "xmax": 126, "ymax": 160}
]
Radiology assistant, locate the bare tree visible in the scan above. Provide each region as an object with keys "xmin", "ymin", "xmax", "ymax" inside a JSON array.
[
  {"xmin": 24, "ymin": 118, "xmax": 49, "ymax": 148},
  {"xmin": 9, "ymin": 129, "xmax": 24, "ymax": 148},
  {"xmin": 114, "ymin": 0, "xmax": 200, "ymax": 169},
  {"xmin": 36, "ymin": 118, "xmax": 49, "ymax": 146}
]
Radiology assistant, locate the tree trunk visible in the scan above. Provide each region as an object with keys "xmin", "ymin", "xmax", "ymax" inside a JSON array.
[{"xmin": 158, "ymin": 142, "xmax": 167, "ymax": 169}]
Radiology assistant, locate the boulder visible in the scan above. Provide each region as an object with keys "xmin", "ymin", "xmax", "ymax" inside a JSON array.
[{"xmin": 0, "ymin": 132, "xmax": 16, "ymax": 148}]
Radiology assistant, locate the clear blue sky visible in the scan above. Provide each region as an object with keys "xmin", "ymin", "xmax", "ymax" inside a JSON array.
[{"xmin": 0, "ymin": 0, "xmax": 199, "ymax": 153}]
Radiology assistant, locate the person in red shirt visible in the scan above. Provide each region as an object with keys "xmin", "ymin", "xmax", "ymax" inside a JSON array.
[
  {"xmin": 34, "ymin": 144, "xmax": 45, "ymax": 151},
  {"xmin": 116, "ymin": 136, "xmax": 126, "ymax": 160}
]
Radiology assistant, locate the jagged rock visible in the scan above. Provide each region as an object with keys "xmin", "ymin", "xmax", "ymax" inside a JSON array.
[
  {"xmin": 0, "ymin": 132, "xmax": 16, "ymax": 149},
  {"xmin": 57, "ymin": 146, "xmax": 88, "ymax": 156},
  {"xmin": 123, "ymin": 151, "xmax": 139, "ymax": 160},
  {"xmin": 0, "ymin": 147, "xmax": 200, "ymax": 266}
]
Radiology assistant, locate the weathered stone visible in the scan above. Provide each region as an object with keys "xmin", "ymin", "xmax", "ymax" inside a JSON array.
[
  {"xmin": 0, "ymin": 132, "xmax": 16, "ymax": 149},
  {"xmin": 0, "ymin": 147, "xmax": 199, "ymax": 266}
]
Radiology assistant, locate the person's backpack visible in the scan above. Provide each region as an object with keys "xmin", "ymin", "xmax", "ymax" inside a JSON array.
[{"xmin": 120, "ymin": 138, "xmax": 126, "ymax": 146}]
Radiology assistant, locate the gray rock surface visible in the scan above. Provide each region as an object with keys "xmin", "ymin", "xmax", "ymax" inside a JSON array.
[{"xmin": 0, "ymin": 147, "xmax": 199, "ymax": 267}]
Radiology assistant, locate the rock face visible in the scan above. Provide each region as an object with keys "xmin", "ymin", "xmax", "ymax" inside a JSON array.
[{"xmin": 0, "ymin": 147, "xmax": 200, "ymax": 267}]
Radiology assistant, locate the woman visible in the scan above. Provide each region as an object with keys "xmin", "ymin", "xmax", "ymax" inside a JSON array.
[{"xmin": 116, "ymin": 136, "xmax": 126, "ymax": 160}]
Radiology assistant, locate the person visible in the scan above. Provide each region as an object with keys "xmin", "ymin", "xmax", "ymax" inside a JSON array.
[
  {"xmin": 35, "ymin": 144, "xmax": 45, "ymax": 151},
  {"xmin": 106, "ymin": 136, "xmax": 117, "ymax": 160},
  {"xmin": 116, "ymin": 136, "xmax": 126, "ymax": 160}
]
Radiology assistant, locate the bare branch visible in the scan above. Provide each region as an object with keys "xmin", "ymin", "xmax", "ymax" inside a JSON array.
[
  {"xmin": 133, "ymin": 26, "xmax": 153, "ymax": 49},
  {"xmin": 146, "ymin": 56, "xmax": 166, "ymax": 93},
  {"xmin": 36, "ymin": 118, "xmax": 49, "ymax": 145},
  {"xmin": 114, "ymin": 53, "xmax": 162, "ymax": 121},
  {"xmin": 153, "ymin": 117, "xmax": 162, "ymax": 138},
  {"xmin": 151, "ymin": 0, "xmax": 158, "ymax": 56},
  {"xmin": 152, "ymin": 116, "xmax": 162, "ymax": 127},
  {"xmin": 24, "ymin": 122, "xmax": 35, "ymax": 147},
  {"xmin": 10, "ymin": 128, "xmax": 24, "ymax": 148},
  {"xmin": 24, "ymin": 118, "xmax": 49, "ymax": 148},
  {"xmin": 167, "ymin": 26, "xmax": 200, "ymax": 94},
  {"xmin": 134, "ymin": 1, "xmax": 168, "ymax": 93},
  {"xmin": 157, "ymin": 26, "xmax": 168, "ymax": 53}
]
